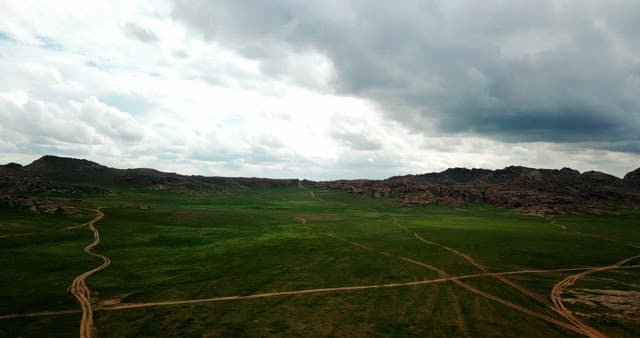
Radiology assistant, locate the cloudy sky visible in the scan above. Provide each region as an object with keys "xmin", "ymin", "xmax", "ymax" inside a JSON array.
[{"xmin": 1, "ymin": 1, "xmax": 639, "ymax": 179}]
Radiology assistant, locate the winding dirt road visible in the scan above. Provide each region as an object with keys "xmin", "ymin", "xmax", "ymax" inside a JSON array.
[
  {"xmin": 68, "ymin": 208, "xmax": 109, "ymax": 338},
  {"xmin": 548, "ymin": 218, "xmax": 640, "ymax": 337},
  {"xmin": 550, "ymin": 254, "xmax": 640, "ymax": 338}
]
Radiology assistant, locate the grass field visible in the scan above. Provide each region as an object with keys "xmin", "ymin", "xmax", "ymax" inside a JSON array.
[{"xmin": 1, "ymin": 185, "xmax": 639, "ymax": 337}]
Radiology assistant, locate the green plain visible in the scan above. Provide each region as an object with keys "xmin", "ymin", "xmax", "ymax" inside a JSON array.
[{"xmin": 1, "ymin": 186, "xmax": 639, "ymax": 337}]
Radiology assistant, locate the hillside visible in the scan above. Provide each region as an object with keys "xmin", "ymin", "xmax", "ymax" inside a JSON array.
[
  {"xmin": 624, "ymin": 167, "xmax": 640, "ymax": 189},
  {"xmin": 1, "ymin": 155, "xmax": 639, "ymax": 215},
  {"xmin": 2, "ymin": 156, "xmax": 640, "ymax": 337},
  {"xmin": 321, "ymin": 166, "xmax": 640, "ymax": 215},
  {"xmin": 0, "ymin": 155, "xmax": 298, "ymax": 194}
]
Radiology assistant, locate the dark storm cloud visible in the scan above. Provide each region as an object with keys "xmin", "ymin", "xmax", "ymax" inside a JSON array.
[
  {"xmin": 172, "ymin": 0, "xmax": 640, "ymax": 152},
  {"xmin": 123, "ymin": 22, "xmax": 159, "ymax": 44}
]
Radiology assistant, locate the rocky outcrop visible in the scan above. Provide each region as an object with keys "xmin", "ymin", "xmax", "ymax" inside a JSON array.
[
  {"xmin": 2, "ymin": 155, "xmax": 639, "ymax": 215},
  {"xmin": 320, "ymin": 166, "xmax": 640, "ymax": 215},
  {"xmin": 624, "ymin": 168, "xmax": 640, "ymax": 189},
  {"xmin": 0, "ymin": 194, "xmax": 82, "ymax": 215}
]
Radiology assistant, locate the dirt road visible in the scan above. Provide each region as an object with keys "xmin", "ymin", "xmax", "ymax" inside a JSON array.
[
  {"xmin": 551, "ymin": 254, "xmax": 640, "ymax": 338},
  {"xmin": 547, "ymin": 218, "xmax": 640, "ymax": 337},
  {"xmin": 406, "ymin": 224, "xmax": 558, "ymax": 306},
  {"xmin": 95, "ymin": 264, "xmax": 638, "ymax": 312},
  {"xmin": 2, "ymin": 208, "xmax": 638, "ymax": 337},
  {"xmin": 2, "ymin": 264, "xmax": 638, "ymax": 320},
  {"xmin": 309, "ymin": 190, "xmax": 323, "ymax": 201},
  {"xmin": 395, "ymin": 219, "xmax": 640, "ymax": 337},
  {"xmin": 414, "ymin": 231, "xmax": 554, "ymax": 304},
  {"xmin": 0, "ymin": 309, "xmax": 80, "ymax": 319},
  {"xmin": 327, "ymin": 233, "xmax": 588, "ymax": 335},
  {"xmin": 396, "ymin": 221, "xmax": 562, "ymax": 312},
  {"xmin": 296, "ymin": 179, "xmax": 323, "ymax": 201},
  {"xmin": 68, "ymin": 208, "xmax": 109, "ymax": 338}
]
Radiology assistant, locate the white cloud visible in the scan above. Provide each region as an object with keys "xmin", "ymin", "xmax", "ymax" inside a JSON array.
[
  {"xmin": 123, "ymin": 22, "xmax": 159, "ymax": 43},
  {"xmin": 0, "ymin": 0, "xmax": 638, "ymax": 180},
  {"xmin": 0, "ymin": 92, "xmax": 144, "ymax": 147}
]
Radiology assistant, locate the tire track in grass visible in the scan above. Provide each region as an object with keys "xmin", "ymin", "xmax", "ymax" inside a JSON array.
[
  {"xmin": 550, "ymin": 219, "xmax": 640, "ymax": 250},
  {"xmin": 328, "ymin": 233, "xmax": 589, "ymax": 336},
  {"xmin": 413, "ymin": 232, "xmax": 551, "ymax": 305},
  {"xmin": 400, "ymin": 222, "xmax": 556, "ymax": 309},
  {"xmin": 2, "ymin": 265, "xmax": 639, "ymax": 320},
  {"xmin": 445, "ymin": 284, "xmax": 471, "ymax": 338},
  {"xmin": 1, "ymin": 207, "xmax": 637, "ymax": 338},
  {"xmin": 398, "ymin": 219, "xmax": 640, "ymax": 337},
  {"xmin": 297, "ymin": 179, "xmax": 323, "ymax": 201},
  {"xmin": 394, "ymin": 219, "xmax": 622, "ymax": 338},
  {"xmin": 408, "ymin": 281, "xmax": 439, "ymax": 331}
]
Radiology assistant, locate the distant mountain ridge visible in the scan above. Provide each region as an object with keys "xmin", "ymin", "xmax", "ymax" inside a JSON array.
[
  {"xmin": 1, "ymin": 155, "xmax": 639, "ymax": 215},
  {"xmin": 321, "ymin": 165, "xmax": 640, "ymax": 215},
  {"xmin": 394, "ymin": 165, "xmax": 626, "ymax": 188},
  {"xmin": 0, "ymin": 155, "xmax": 298, "ymax": 194}
]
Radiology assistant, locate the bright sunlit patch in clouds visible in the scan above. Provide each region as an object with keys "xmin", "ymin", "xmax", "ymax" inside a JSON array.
[{"xmin": 0, "ymin": 0, "xmax": 639, "ymax": 179}]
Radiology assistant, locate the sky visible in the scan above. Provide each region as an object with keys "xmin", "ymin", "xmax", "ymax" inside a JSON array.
[{"xmin": 1, "ymin": 0, "xmax": 639, "ymax": 179}]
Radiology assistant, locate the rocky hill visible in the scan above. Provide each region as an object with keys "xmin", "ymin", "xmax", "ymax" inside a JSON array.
[
  {"xmin": 624, "ymin": 168, "xmax": 640, "ymax": 189},
  {"xmin": 0, "ymin": 155, "xmax": 298, "ymax": 194},
  {"xmin": 319, "ymin": 166, "xmax": 640, "ymax": 215},
  {"xmin": 1, "ymin": 155, "xmax": 639, "ymax": 215}
]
